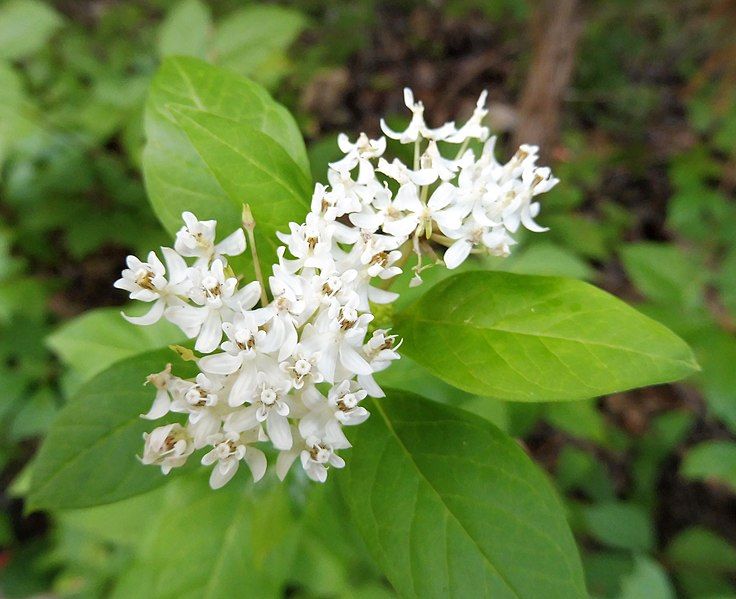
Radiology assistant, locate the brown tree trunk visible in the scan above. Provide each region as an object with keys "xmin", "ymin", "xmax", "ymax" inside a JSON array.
[{"xmin": 513, "ymin": 0, "xmax": 583, "ymax": 157}]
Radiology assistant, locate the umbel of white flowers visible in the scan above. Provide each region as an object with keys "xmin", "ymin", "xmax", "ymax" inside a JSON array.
[{"xmin": 114, "ymin": 88, "xmax": 558, "ymax": 488}]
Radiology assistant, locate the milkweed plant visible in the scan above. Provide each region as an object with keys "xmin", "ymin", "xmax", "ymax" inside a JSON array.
[
  {"xmin": 117, "ymin": 87, "xmax": 559, "ymax": 487},
  {"xmin": 30, "ymin": 58, "xmax": 699, "ymax": 597}
]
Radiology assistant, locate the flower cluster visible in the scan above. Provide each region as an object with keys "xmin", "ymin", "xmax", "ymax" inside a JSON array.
[{"xmin": 116, "ymin": 88, "xmax": 557, "ymax": 487}]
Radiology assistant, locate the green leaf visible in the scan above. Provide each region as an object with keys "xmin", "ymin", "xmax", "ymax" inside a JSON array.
[
  {"xmin": 0, "ymin": 61, "xmax": 42, "ymax": 164},
  {"xmin": 112, "ymin": 472, "xmax": 295, "ymax": 599},
  {"xmin": 618, "ymin": 556, "xmax": 675, "ymax": 599},
  {"xmin": 580, "ymin": 501, "xmax": 653, "ymax": 552},
  {"xmin": 544, "ymin": 400, "xmax": 607, "ymax": 444},
  {"xmin": 213, "ymin": 5, "xmax": 306, "ymax": 88},
  {"xmin": 143, "ymin": 57, "xmax": 310, "ymax": 239},
  {"xmin": 170, "ymin": 106, "xmax": 311, "ymax": 275},
  {"xmin": 495, "ymin": 242, "xmax": 595, "ymax": 281},
  {"xmin": 666, "ymin": 527, "xmax": 736, "ymax": 574},
  {"xmin": 621, "ymin": 242, "xmax": 705, "ymax": 309},
  {"xmin": 681, "ymin": 441, "xmax": 736, "ymax": 491},
  {"xmin": 583, "ymin": 551, "xmax": 634, "ymax": 598},
  {"xmin": 158, "ymin": 0, "xmax": 211, "ymax": 59},
  {"xmin": 555, "ymin": 447, "xmax": 615, "ymax": 502},
  {"xmin": 690, "ymin": 328, "xmax": 736, "ymax": 434},
  {"xmin": 27, "ymin": 349, "xmax": 198, "ymax": 511},
  {"xmin": 47, "ymin": 307, "xmax": 184, "ymax": 386},
  {"xmin": 0, "ymin": 0, "xmax": 62, "ymax": 60},
  {"xmin": 340, "ymin": 390, "xmax": 587, "ymax": 599},
  {"xmin": 395, "ymin": 271, "xmax": 698, "ymax": 402},
  {"xmin": 58, "ymin": 484, "xmax": 171, "ymax": 548}
]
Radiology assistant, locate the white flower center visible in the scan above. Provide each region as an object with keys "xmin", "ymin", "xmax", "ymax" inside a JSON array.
[
  {"xmin": 294, "ymin": 359, "xmax": 311, "ymax": 376},
  {"xmin": 312, "ymin": 446, "xmax": 331, "ymax": 463},
  {"xmin": 202, "ymin": 275, "xmax": 221, "ymax": 298},
  {"xmin": 340, "ymin": 393, "xmax": 358, "ymax": 410},
  {"xmin": 260, "ymin": 388, "xmax": 277, "ymax": 405},
  {"xmin": 135, "ymin": 267, "xmax": 155, "ymax": 290},
  {"xmin": 215, "ymin": 443, "xmax": 231, "ymax": 459},
  {"xmin": 234, "ymin": 329, "xmax": 254, "ymax": 349}
]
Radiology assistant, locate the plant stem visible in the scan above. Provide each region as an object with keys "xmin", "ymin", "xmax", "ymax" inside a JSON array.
[
  {"xmin": 455, "ymin": 138, "xmax": 470, "ymax": 160},
  {"xmin": 242, "ymin": 204, "xmax": 269, "ymax": 306}
]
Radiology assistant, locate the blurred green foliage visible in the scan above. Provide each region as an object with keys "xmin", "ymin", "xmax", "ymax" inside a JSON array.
[{"xmin": 0, "ymin": 0, "xmax": 735, "ymax": 597}]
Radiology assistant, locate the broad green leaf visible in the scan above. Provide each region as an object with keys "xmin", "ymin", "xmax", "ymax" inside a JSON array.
[
  {"xmin": 158, "ymin": 0, "xmax": 211, "ymax": 59},
  {"xmin": 544, "ymin": 214, "xmax": 609, "ymax": 260},
  {"xmin": 47, "ymin": 307, "xmax": 184, "ymax": 386},
  {"xmin": 58, "ymin": 484, "xmax": 171, "ymax": 548},
  {"xmin": 618, "ymin": 556, "xmax": 675, "ymax": 599},
  {"xmin": 290, "ymin": 484, "xmax": 385, "ymax": 596},
  {"xmin": 0, "ymin": 62, "xmax": 42, "ymax": 164},
  {"xmin": 341, "ymin": 390, "xmax": 587, "ymax": 599},
  {"xmin": 583, "ymin": 551, "xmax": 634, "ymax": 598},
  {"xmin": 0, "ymin": 0, "xmax": 62, "ymax": 60},
  {"xmin": 395, "ymin": 271, "xmax": 698, "ymax": 402},
  {"xmin": 555, "ymin": 447, "xmax": 615, "ymax": 502},
  {"xmin": 27, "ymin": 349, "xmax": 197, "ymax": 511},
  {"xmin": 112, "ymin": 472, "xmax": 295, "ymax": 599},
  {"xmin": 621, "ymin": 242, "xmax": 705, "ymax": 309},
  {"xmin": 374, "ymin": 354, "xmax": 475, "ymax": 406},
  {"xmin": 689, "ymin": 328, "xmax": 736, "ymax": 434},
  {"xmin": 666, "ymin": 527, "xmax": 736, "ymax": 574},
  {"xmin": 170, "ymin": 106, "xmax": 311, "ymax": 275},
  {"xmin": 630, "ymin": 410, "xmax": 694, "ymax": 506},
  {"xmin": 8, "ymin": 387, "xmax": 57, "ymax": 441},
  {"xmin": 494, "ymin": 242, "xmax": 595, "ymax": 281},
  {"xmin": 212, "ymin": 6, "xmax": 306, "ymax": 88},
  {"xmin": 143, "ymin": 57, "xmax": 310, "ymax": 240},
  {"xmin": 675, "ymin": 569, "xmax": 736, "ymax": 599},
  {"xmin": 544, "ymin": 400, "xmax": 607, "ymax": 444},
  {"xmin": 681, "ymin": 441, "xmax": 736, "ymax": 491},
  {"xmin": 580, "ymin": 501, "xmax": 653, "ymax": 552}
]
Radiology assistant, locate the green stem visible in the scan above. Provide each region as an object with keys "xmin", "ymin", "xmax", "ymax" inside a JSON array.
[{"xmin": 242, "ymin": 204, "xmax": 269, "ymax": 307}]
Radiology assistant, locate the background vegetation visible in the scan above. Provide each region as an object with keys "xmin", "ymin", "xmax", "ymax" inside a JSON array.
[{"xmin": 0, "ymin": 0, "xmax": 734, "ymax": 597}]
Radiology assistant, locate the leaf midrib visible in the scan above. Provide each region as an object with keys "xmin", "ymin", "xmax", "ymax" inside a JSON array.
[
  {"xmin": 372, "ymin": 400, "xmax": 523, "ymax": 599},
  {"xmin": 174, "ymin": 109, "xmax": 309, "ymax": 208},
  {"xmin": 402, "ymin": 313, "xmax": 695, "ymax": 370}
]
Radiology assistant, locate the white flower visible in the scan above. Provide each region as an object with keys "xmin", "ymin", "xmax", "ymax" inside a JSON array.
[
  {"xmin": 275, "ymin": 428, "xmax": 350, "ymax": 483},
  {"xmin": 277, "ymin": 213, "xmax": 343, "ymax": 274},
  {"xmin": 280, "ymin": 345, "xmax": 324, "ymax": 389},
  {"xmin": 170, "ymin": 373, "xmax": 224, "ymax": 448},
  {"xmin": 141, "ymin": 423, "xmax": 194, "ymax": 474},
  {"xmin": 201, "ymin": 430, "xmax": 266, "ymax": 488},
  {"xmin": 329, "ymin": 133, "xmax": 386, "ymax": 184},
  {"xmin": 376, "ymin": 157, "xmax": 436, "ymax": 186},
  {"xmin": 114, "ymin": 248, "xmax": 189, "ymax": 325},
  {"xmin": 445, "ymin": 90, "xmax": 490, "ymax": 143},
  {"xmin": 417, "ymin": 141, "xmax": 469, "ymax": 183},
  {"xmin": 197, "ymin": 310, "xmax": 281, "ymax": 406},
  {"xmin": 165, "ymin": 261, "xmax": 260, "ymax": 353},
  {"xmin": 141, "ymin": 363, "xmax": 181, "ymax": 420},
  {"xmin": 175, "ymin": 211, "xmax": 246, "ymax": 265},
  {"xmin": 380, "ymin": 88, "xmax": 457, "ymax": 143},
  {"xmin": 300, "ymin": 296, "xmax": 374, "ymax": 383},
  {"xmin": 128, "ymin": 87, "xmax": 559, "ymax": 487},
  {"xmin": 224, "ymin": 372, "xmax": 293, "ymax": 450},
  {"xmin": 299, "ymin": 380, "xmax": 369, "ymax": 446},
  {"xmin": 358, "ymin": 329, "xmax": 401, "ymax": 397},
  {"xmin": 300, "ymin": 435, "xmax": 347, "ymax": 483},
  {"xmin": 443, "ymin": 221, "xmax": 517, "ymax": 269},
  {"xmin": 387, "ymin": 181, "xmax": 465, "ymax": 239}
]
